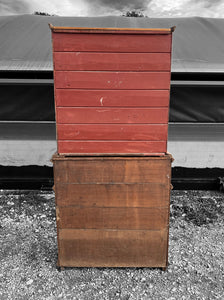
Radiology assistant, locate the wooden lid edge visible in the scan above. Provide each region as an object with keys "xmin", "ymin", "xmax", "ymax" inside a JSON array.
[{"xmin": 49, "ymin": 25, "xmax": 175, "ymax": 34}]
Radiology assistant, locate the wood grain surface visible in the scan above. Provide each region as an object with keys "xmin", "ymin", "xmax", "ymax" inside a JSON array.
[
  {"xmin": 56, "ymin": 107, "xmax": 168, "ymax": 124},
  {"xmin": 53, "ymin": 156, "xmax": 171, "ymax": 184},
  {"xmin": 54, "ymin": 71, "xmax": 170, "ymax": 89},
  {"xmin": 55, "ymin": 89, "xmax": 170, "ymax": 107},
  {"xmin": 53, "ymin": 155, "xmax": 172, "ymax": 268},
  {"xmin": 54, "ymin": 52, "xmax": 171, "ymax": 71},
  {"xmin": 52, "ymin": 32, "xmax": 171, "ymax": 53},
  {"xmin": 57, "ymin": 207, "xmax": 169, "ymax": 230},
  {"xmin": 57, "ymin": 140, "xmax": 166, "ymax": 154},
  {"xmin": 58, "ymin": 228, "xmax": 168, "ymax": 267},
  {"xmin": 57, "ymin": 124, "xmax": 167, "ymax": 140},
  {"xmin": 55, "ymin": 182, "xmax": 168, "ymax": 207}
]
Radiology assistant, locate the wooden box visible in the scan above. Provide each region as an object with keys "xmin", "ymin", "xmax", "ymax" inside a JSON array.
[
  {"xmin": 52, "ymin": 154, "xmax": 173, "ymax": 268},
  {"xmin": 50, "ymin": 25, "xmax": 175, "ymax": 155}
]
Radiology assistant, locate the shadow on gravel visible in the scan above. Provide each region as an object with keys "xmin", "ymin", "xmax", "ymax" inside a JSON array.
[{"xmin": 170, "ymin": 191, "xmax": 224, "ymax": 226}]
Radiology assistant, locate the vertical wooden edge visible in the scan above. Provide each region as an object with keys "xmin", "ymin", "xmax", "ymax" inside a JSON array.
[
  {"xmin": 55, "ymin": 206, "xmax": 62, "ymax": 267},
  {"xmin": 166, "ymin": 153, "xmax": 172, "ymax": 267}
]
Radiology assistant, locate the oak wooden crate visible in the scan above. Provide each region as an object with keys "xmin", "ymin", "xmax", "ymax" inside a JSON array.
[
  {"xmin": 52, "ymin": 154, "xmax": 173, "ymax": 268},
  {"xmin": 50, "ymin": 25, "xmax": 175, "ymax": 155}
]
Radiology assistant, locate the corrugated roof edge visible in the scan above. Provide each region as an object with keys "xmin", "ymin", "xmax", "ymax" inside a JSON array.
[{"xmin": 48, "ymin": 23, "xmax": 176, "ymax": 34}]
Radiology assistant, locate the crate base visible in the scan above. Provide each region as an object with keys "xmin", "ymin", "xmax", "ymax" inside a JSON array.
[{"xmin": 53, "ymin": 154, "xmax": 172, "ymax": 268}]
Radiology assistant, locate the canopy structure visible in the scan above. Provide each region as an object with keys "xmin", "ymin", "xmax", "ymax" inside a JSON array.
[
  {"xmin": 0, "ymin": 14, "xmax": 224, "ymax": 72},
  {"xmin": 0, "ymin": 15, "xmax": 224, "ymax": 169}
]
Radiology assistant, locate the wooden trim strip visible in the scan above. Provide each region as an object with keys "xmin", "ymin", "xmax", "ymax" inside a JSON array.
[{"xmin": 49, "ymin": 24, "xmax": 174, "ymax": 34}]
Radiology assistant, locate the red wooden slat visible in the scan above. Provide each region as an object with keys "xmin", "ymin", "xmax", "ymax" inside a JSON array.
[
  {"xmin": 58, "ymin": 141, "xmax": 166, "ymax": 154},
  {"xmin": 57, "ymin": 124, "xmax": 168, "ymax": 141},
  {"xmin": 54, "ymin": 71, "xmax": 170, "ymax": 89},
  {"xmin": 55, "ymin": 89, "xmax": 170, "ymax": 107},
  {"xmin": 52, "ymin": 33, "xmax": 171, "ymax": 52},
  {"xmin": 54, "ymin": 52, "xmax": 171, "ymax": 71},
  {"xmin": 57, "ymin": 107, "xmax": 168, "ymax": 124}
]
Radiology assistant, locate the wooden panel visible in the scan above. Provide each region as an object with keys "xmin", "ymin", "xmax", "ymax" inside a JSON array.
[
  {"xmin": 55, "ymin": 182, "xmax": 168, "ymax": 207},
  {"xmin": 54, "ymin": 71, "xmax": 170, "ymax": 89},
  {"xmin": 57, "ymin": 207, "xmax": 169, "ymax": 230},
  {"xmin": 54, "ymin": 52, "xmax": 171, "ymax": 71},
  {"xmin": 58, "ymin": 229, "xmax": 168, "ymax": 267},
  {"xmin": 53, "ymin": 157, "xmax": 171, "ymax": 184},
  {"xmin": 57, "ymin": 107, "xmax": 168, "ymax": 124},
  {"xmin": 55, "ymin": 89, "xmax": 170, "ymax": 107},
  {"xmin": 58, "ymin": 140, "xmax": 166, "ymax": 154},
  {"xmin": 57, "ymin": 124, "xmax": 167, "ymax": 141},
  {"xmin": 52, "ymin": 32, "xmax": 171, "ymax": 53}
]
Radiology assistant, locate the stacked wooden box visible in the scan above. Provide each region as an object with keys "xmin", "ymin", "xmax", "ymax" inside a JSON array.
[{"xmin": 50, "ymin": 25, "xmax": 174, "ymax": 268}]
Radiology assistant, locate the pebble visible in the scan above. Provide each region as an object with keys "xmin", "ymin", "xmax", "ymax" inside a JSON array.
[{"xmin": 26, "ymin": 279, "xmax": 33, "ymax": 285}]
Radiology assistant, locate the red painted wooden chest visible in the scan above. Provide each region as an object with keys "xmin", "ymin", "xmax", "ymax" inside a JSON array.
[{"xmin": 50, "ymin": 25, "xmax": 175, "ymax": 155}]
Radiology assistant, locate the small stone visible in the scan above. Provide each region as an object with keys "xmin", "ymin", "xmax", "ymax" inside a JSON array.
[{"xmin": 26, "ymin": 279, "xmax": 33, "ymax": 285}]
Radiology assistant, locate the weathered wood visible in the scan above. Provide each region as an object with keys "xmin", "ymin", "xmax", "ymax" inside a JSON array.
[
  {"xmin": 57, "ymin": 124, "xmax": 167, "ymax": 141},
  {"xmin": 53, "ymin": 155, "xmax": 172, "ymax": 268},
  {"xmin": 58, "ymin": 141, "xmax": 166, "ymax": 155},
  {"xmin": 58, "ymin": 228, "xmax": 168, "ymax": 267},
  {"xmin": 54, "ymin": 52, "xmax": 171, "ymax": 71},
  {"xmin": 57, "ymin": 107, "xmax": 168, "ymax": 124},
  {"xmin": 55, "ymin": 89, "xmax": 170, "ymax": 107},
  {"xmin": 55, "ymin": 182, "xmax": 168, "ymax": 207},
  {"xmin": 57, "ymin": 207, "xmax": 169, "ymax": 230},
  {"xmin": 53, "ymin": 156, "xmax": 171, "ymax": 184},
  {"xmin": 50, "ymin": 26, "xmax": 173, "ymax": 34},
  {"xmin": 52, "ymin": 32, "xmax": 171, "ymax": 53},
  {"xmin": 54, "ymin": 71, "xmax": 171, "ymax": 89},
  {"xmin": 51, "ymin": 26, "xmax": 173, "ymax": 154}
]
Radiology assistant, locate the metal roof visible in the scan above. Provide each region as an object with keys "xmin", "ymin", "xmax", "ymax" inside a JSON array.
[{"xmin": 0, "ymin": 14, "xmax": 224, "ymax": 72}]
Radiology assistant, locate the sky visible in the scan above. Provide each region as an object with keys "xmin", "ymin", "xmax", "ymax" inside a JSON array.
[{"xmin": 0, "ymin": 0, "xmax": 224, "ymax": 18}]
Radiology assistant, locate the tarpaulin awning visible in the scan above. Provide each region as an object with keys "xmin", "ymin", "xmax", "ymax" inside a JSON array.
[{"xmin": 0, "ymin": 15, "xmax": 224, "ymax": 72}]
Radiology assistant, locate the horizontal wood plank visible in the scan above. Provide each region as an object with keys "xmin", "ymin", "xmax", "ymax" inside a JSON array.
[
  {"xmin": 57, "ymin": 124, "xmax": 167, "ymax": 141},
  {"xmin": 53, "ymin": 157, "xmax": 171, "ymax": 184},
  {"xmin": 57, "ymin": 207, "xmax": 168, "ymax": 230},
  {"xmin": 55, "ymin": 89, "xmax": 170, "ymax": 107},
  {"xmin": 55, "ymin": 182, "xmax": 169, "ymax": 207},
  {"xmin": 58, "ymin": 140, "xmax": 166, "ymax": 154},
  {"xmin": 58, "ymin": 228, "xmax": 168, "ymax": 267},
  {"xmin": 54, "ymin": 71, "xmax": 171, "ymax": 89},
  {"xmin": 57, "ymin": 207, "xmax": 169, "ymax": 230},
  {"xmin": 52, "ymin": 32, "xmax": 171, "ymax": 53},
  {"xmin": 57, "ymin": 107, "xmax": 168, "ymax": 124},
  {"xmin": 54, "ymin": 52, "xmax": 171, "ymax": 71}
]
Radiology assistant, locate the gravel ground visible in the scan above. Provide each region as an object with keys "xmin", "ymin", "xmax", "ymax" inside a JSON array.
[{"xmin": 0, "ymin": 190, "xmax": 223, "ymax": 300}]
